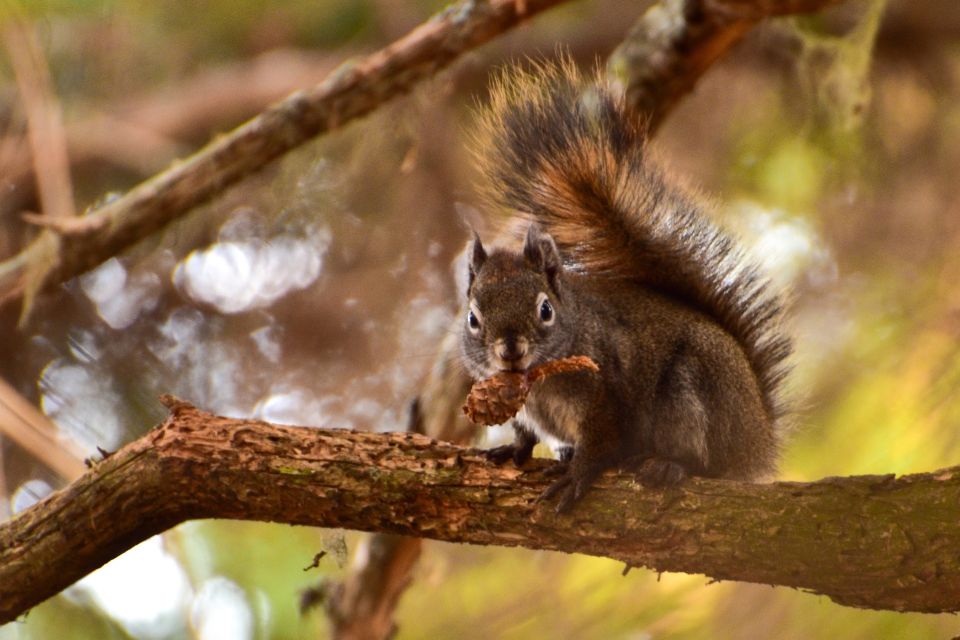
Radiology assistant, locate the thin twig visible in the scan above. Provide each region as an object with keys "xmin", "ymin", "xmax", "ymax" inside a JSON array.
[
  {"xmin": 0, "ymin": 377, "xmax": 86, "ymax": 481},
  {"xmin": 2, "ymin": 18, "xmax": 75, "ymax": 219}
]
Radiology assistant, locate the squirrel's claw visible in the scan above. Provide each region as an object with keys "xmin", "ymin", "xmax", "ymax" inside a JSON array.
[
  {"xmin": 539, "ymin": 466, "xmax": 592, "ymax": 513},
  {"xmin": 538, "ymin": 474, "xmax": 571, "ymax": 507}
]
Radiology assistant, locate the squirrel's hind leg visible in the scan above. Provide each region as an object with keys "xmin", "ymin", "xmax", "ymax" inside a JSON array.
[
  {"xmin": 650, "ymin": 345, "xmax": 711, "ymax": 477},
  {"xmin": 635, "ymin": 457, "xmax": 688, "ymax": 487}
]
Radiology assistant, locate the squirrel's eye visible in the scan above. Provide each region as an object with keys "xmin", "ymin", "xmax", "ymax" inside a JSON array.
[
  {"xmin": 467, "ymin": 309, "xmax": 481, "ymax": 333},
  {"xmin": 538, "ymin": 295, "xmax": 555, "ymax": 326}
]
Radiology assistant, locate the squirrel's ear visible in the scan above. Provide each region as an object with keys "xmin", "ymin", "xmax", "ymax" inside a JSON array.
[
  {"xmin": 523, "ymin": 224, "xmax": 562, "ymax": 297},
  {"xmin": 468, "ymin": 232, "xmax": 487, "ymax": 294}
]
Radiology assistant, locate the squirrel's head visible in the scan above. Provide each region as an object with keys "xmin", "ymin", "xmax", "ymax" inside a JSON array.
[{"xmin": 461, "ymin": 224, "xmax": 568, "ymax": 379}]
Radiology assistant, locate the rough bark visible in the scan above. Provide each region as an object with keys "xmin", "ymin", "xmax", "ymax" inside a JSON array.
[
  {"xmin": 0, "ymin": 0, "xmax": 575, "ymax": 316},
  {"xmin": 1, "ymin": 397, "xmax": 958, "ymax": 624}
]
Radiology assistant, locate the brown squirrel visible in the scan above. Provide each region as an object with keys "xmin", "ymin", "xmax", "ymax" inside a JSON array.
[{"xmin": 460, "ymin": 60, "xmax": 791, "ymax": 512}]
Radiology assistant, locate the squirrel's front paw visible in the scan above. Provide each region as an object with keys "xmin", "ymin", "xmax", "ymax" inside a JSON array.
[
  {"xmin": 484, "ymin": 444, "xmax": 516, "ymax": 465},
  {"xmin": 636, "ymin": 458, "xmax": 687, "ymax": 488},
  {"xmin": 483, "ymin": 443, "xmax": 533, "ymax": 467}
]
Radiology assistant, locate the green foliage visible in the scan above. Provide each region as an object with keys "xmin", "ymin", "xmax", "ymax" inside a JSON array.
[
  {"xmin": 396, "ymin": 545, "xmax": 704, "ymax": 639},
  {"xmin": 169, "ymin": 520, "xmax": 346, "ymax": 639},
  {"xmin": 127, "ymin": 0, "xmax": 377, "ymax": 62},
  {"xmin": 5, "ymin": 595, "xmax": 135, "ymax": 640},
  {"xmin": 791, "ymin": 0, "xmax": 888, "ymax": 136}
]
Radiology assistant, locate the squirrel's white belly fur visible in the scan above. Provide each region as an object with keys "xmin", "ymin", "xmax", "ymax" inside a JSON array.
[{"xmin": 518, "ymin": 388, "xmax": 582, "ymax": 447}]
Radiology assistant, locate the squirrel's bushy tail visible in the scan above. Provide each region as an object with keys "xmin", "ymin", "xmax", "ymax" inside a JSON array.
[{"xmin": 473, "ymin": 59, "xmax": 791, "ymax": 422}]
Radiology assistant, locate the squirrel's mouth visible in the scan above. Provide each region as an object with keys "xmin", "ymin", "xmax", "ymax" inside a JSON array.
[
  {"xmin": 491, "ymin": 355, "xmax": 534, "ymax": 375},
  {"xmin": 498, "ymin": 364, "xmax": 527, "ymax": 374}
]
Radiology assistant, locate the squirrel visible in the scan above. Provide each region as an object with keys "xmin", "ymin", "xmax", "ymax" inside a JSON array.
[{"xmin": 460, "ymin": 59, "xmax": 791, "ymax": 513}]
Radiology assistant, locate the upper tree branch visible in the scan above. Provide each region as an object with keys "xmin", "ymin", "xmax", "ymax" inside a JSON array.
[
  {"xmin": 1, "ymin": 398, "xmax": 958, "ymax": 624},
  {"xmin": 0, "ymin": 0, "xmax": 574, "ymax": 317},
  {"xmin": 612, "ymin": 0, "xmax": 848, "ymax": 130}
]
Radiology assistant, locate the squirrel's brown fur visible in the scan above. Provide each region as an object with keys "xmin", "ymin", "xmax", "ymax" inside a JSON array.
[{"xmin": 462, "ymin": 59, "xmax": 791, "ymax": 512}]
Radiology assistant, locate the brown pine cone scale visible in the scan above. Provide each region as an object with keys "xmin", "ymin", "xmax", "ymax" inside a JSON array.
[{"xmin": 462, "ymin": 355, "xmax": 599, "ymax": 426}]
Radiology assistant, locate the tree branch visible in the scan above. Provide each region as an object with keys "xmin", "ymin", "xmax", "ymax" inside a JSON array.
[
  {"xmin": 611, "ymin": 0, "xmax": 848, "ymax": 130},
  {"xmin": 2, "ymin": 397, "xmax": 958, "ymax": 623},
  {"xmin": 0, "ymin": 0, "xmax": 574, "ymax": 318}
]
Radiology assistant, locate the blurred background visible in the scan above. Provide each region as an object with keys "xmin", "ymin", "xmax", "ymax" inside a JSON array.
[{"xmin": 1, "ymin": 0, "xmax": 960, "ymax": 638}]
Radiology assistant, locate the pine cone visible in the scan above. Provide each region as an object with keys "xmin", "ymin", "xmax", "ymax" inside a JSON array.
[{"xmin": 462, "ymin": 355, "xmax": 599, "ymax": 426}]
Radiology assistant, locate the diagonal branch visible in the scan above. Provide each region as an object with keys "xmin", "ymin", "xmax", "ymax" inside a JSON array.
[
  {"xmin": 0, "ymin": 0, "xmax": 574, "ymax": 318},
  {"xmin": 1, "ymin": 397, "xmax": 958, "ymax": 624}
]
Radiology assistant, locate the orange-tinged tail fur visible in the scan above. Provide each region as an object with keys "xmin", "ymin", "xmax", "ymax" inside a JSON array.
[{"xmin": 473, "ymin": 59, "xmax": 791, "ymax": 422}]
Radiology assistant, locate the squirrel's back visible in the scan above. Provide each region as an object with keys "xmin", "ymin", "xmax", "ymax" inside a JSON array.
[{"xmin": 472, "ymin": 59, "xmax": 791, "ymax": 425}]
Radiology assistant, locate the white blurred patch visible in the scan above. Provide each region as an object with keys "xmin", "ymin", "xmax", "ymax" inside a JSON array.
[
  {"xmin": 253, "ymin": 389, "xmax": 336, "ymax": 427},
  {"xmin": 402, "ymin": 295, "xmax": 453, "ymax": 348},
  {"xmin": 173, "ymin": 221, "xmax": 330, "ymax": 314},
  {"xmin": 66, "ymin": 329, "xmax": 102, "ymax": 363},
  {"xmin": 80, "ymin": 258, "xmax": 161, "ymax": 329},
  {"xmin": 39, "ymin": 358, "xmax": 124, "ymax": 452},
  {"xmin": 481, "ymin": 423, "xmax": 569, "ymax": 460},
  {"xmin": 67, "ymin": 536, "xmax": 193, "ymax": 640},
  {"xmin": 725, "ymin": 200, "xmax": 837, "ymax": 290},
  {"xmin": 11, "ymin": 478, "xmax": 53, "ymax": 513},
  {"xmin": 349, "ymin": 398, "xmax": 386, "ymax": 423},
  {"xmin": 483, "ymin": 423, "xmax": 514, "ymax": 447},
  {"xmin": 148, "ymin": 308, "xmax": 247, "ymax": 417},
  {"xmin": 191, "ymin": 576, "xmax": 254, "ymax": 640},
  {"xmin": 250, "ymin": 325, "xmax": 281, "ymax": 363},
  {"xmin": 724, "ymin": 201, "xmax": 844, "ymax": 391}
]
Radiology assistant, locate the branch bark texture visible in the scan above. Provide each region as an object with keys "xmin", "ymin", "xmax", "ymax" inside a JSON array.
[
  {"xmin": 2, "ymin": 398, "xmax": 958, "ymax": 624},
  {"xmin": 0, "ymin": 0, "xmax": 573, "ymax": 314}
]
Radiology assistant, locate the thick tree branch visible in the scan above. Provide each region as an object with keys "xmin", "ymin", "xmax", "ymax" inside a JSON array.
[
  {"xmin": 0, "ymin": 0, "xmax": 574, "ymax": 317},
  {"xmin": 2, "ymin": 397, "xmax": 958, "ymax": 624}
]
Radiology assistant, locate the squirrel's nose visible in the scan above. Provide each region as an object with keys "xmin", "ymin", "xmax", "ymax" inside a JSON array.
[{"xmin": 496, "ymin": 336, "xmax": 528, "ymax": 363}]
